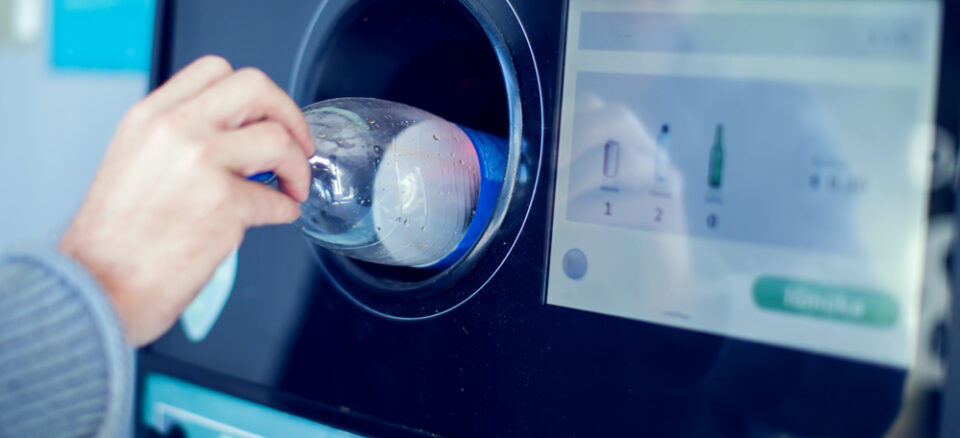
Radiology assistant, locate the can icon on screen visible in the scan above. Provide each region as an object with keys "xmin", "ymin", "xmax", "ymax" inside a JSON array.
[{"xmin": 601, "ymin": 140, "xmax": 620, "ymax": 192}]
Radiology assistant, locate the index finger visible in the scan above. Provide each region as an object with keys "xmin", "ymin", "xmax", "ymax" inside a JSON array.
[
  {"xmin": 178, "ymin": 67, "xmax": 315, "ymax": 157},
  {"xmin": 140, "ymin": 55, "xmax": 234, "ymax": 117},
  {"xmin": 212, "ymin": 121, "xmax": 312, "ymax": 203}
]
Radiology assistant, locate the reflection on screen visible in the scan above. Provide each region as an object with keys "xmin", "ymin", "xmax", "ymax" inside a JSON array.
[{"xmin": 548, "ymin": 0, "xmax": 942, "ymax": 367}]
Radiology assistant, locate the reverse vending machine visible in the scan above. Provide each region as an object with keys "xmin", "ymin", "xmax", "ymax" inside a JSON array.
[{"xmin": 139, "ymin": 1, "xmax": 960, "ymax": 436}]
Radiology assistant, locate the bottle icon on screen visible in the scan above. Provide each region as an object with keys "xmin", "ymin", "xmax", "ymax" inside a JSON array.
[
  {"xmin": 708, "ymin": 124, "xmax": 724, "ymax": 190},
  {"xmin": 655, "ymin": 124, "xmax": 671, "ymax": 183},
  {"xmin": 601, "ymin": 140, "xmax": 620, "ymax": 192}
]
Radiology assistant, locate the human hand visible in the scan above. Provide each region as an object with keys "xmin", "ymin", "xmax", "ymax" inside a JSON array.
[{"xmin": 59, "ymin": 56, "xmax": 315, "ymax": 346}]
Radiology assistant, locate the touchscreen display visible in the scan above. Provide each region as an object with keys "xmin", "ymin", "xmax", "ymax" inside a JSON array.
[{"xmin": 547, "ymin": 0, "xmax": 942, "ymax": 367}]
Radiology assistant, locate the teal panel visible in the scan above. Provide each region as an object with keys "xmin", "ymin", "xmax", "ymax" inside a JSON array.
[
  {"xmin": 51, "ymin": 0, "xmax": 154, "ymax": 72},
  {"xmin": 142, "ymin": 374, "xmax": 364, "ymax": 437}
]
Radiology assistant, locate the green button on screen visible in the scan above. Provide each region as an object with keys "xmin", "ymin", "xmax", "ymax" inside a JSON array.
[{"xmin": 753, "ymin": 276, "xmax": 898, "ymax": 327}]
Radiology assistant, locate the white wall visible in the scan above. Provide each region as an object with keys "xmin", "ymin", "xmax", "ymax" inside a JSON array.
[{"xmin": 0, "ymin": 1, "xmax": 148, "ymax": 249}]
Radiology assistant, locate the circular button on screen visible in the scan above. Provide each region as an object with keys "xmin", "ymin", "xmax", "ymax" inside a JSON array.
[{"xmin": 562, "ymin": 249, "xmax": 588, "ymax": 280}]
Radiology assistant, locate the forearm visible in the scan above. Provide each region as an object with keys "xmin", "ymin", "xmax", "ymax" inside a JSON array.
[{"xmin": 0, "ymin": 247, "xmax": 132, "ymax": 437}]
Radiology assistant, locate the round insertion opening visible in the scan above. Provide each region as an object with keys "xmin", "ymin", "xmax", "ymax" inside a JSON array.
[
  {"xmin": 290, "ymin": 0, "xmax": 525, "ymax": 313},
  {"xmin": 301, "ymin": 0, "xmax": 509, "ymax": 138}
]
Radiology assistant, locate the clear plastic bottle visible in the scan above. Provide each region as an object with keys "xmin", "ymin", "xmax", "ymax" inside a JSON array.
[{"xmin": 261, "ymin": 98, "xmax": 506, "ymax": 268}]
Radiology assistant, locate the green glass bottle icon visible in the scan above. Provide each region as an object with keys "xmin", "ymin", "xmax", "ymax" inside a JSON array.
[{"xmin": 708, "ymin": 124, "xmax": 724, "ymax": 189}]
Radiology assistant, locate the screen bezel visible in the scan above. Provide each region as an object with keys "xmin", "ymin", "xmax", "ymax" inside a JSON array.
[{"xmin": 542, "ymin": 0, "xmax": 959, "ymax": 436}]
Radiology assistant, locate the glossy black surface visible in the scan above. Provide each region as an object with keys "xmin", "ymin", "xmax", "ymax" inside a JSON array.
[{"xmin": 139, "ymin": 1, "xmax": 958, "ymax": 437}]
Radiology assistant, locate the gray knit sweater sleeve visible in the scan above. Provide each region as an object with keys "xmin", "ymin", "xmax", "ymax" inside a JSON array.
[{"xmin": 0, "ymin": 247, "xmax": 132, "ymax": 438}]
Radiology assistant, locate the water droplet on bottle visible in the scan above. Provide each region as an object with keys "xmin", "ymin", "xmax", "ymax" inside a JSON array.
[
  {"xmin": 367, "ymin": 118, "xmax": 375, "ymax": 125},
  {"xmin": 373, "ymin": 145, "xmax": 382, "ymax": 154},
  {"xmin": 376, "ymin": 226, "xmax": 381, "ymax": 232},
  {"xmin": 395, "ymin": 217, "xmax": 402, "ymax": 222},
  {"xmin": 403, "ymin": 219, "xmax": 409, "ymax": 226},
  {"xmin": 433, "ymin": 134, "xmax": 440, "ymax": 141},
  {"xmin": 458, "ymin": 160, "xmax": 463, "ymax": 165}
]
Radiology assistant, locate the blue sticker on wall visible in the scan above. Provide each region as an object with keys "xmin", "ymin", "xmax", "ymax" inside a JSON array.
[{"xmin": 51, "ymin": 0, "xmax": 155, "ymax": 72}]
